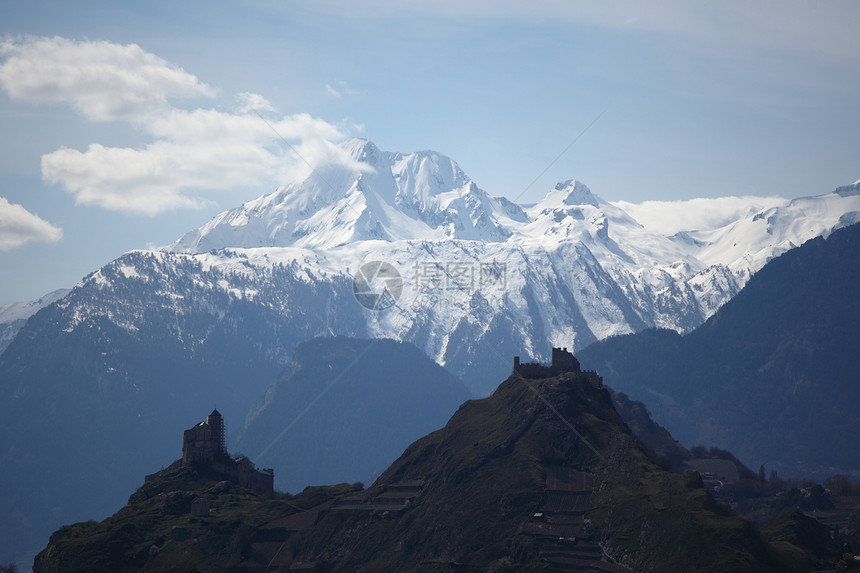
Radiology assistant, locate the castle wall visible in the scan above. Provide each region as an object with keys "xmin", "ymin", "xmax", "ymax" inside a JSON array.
[
  {"xmin": 235, "ymin": 457, "xmax": 275, "ymax": 494},
  {"xmin": 513, "ymin": 347, "xmax": 586, "ymax": 380},
  {"xmin": 182, "ymin": 423, "xmax": 220, "ymax": 464}
]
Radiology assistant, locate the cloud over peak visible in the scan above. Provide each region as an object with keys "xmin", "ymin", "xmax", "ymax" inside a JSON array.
[
  {"xmin": 237, "ymin": 92, "xmax": 276, "ymax": 114},
  {"xmin": 0, "ymin": 36, "xmax": 349, "ymax": 216}
]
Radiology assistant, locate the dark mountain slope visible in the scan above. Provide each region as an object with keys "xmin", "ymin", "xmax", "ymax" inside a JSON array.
[
  {"xmin": 0, "ymin": 251, "xmax": 367, "ymax": 566},
  {"xmin": 33, "ymin": 460, "xmax": 365, "ymax": 573},
  {"xmin": 232, "ymin": 336, "xmax": 473, "ymax": 493},
  {"xmin": 36, "ymin": 366, "xmax": 839, "ymax": 571},
  {"xmin": 579, "ymin": 222, "xmax": 860, "ymax": 478},
  {"xmin": 609, "ymin": 388, "xmax": 690, "ymax": 470},
  {"xmin": 274, "ymin": 370, "xmax": 786, "ymax": 571}
]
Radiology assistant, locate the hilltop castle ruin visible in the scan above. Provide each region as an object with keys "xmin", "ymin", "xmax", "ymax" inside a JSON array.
[
  {"xmin": 182, "ymin": 409, "xmax": 226, "ymax": 464},
  {"xmin": 180, "ymin": 409, "xmax": 274, "ymax": 494},
  {"xmin": 514, "ymin": 347, "xmax": 602, "ymax": 387}
]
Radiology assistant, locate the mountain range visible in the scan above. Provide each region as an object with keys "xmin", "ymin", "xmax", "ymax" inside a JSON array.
[
  {"xmin": 579, "ymin": 221, "xmax": 860, "ymax": 480},
  {"xmin": 163, "ymin": 140, "xmax": 860, "ymax": 395},
  {"xmin": 1, "ymin": 137, "xmax": 858, "ymax": 566},
  {"xmin": 6, "ymin": 140, "xmax": 857, "ymax": 396}
]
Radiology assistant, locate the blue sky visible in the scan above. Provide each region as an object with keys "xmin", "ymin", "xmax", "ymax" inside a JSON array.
[{"xmin": 1, "ymin": 0, "xmax": 858, "ymax": 303}]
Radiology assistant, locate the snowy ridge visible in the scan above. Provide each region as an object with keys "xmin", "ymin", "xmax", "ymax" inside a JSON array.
[
  {"xmin": 0, "ymin": 288, "xmax": 70, "ymax": 324},
  {"xmin": 171, "ymin": 139, "xmax": 523, "ymax": 252},
  {"xmin": 53, "ymin": 138, "xmax": 860, "ymax": 393},
  {"xmin": 0, "ymin": 288, "xmax": 72, "ymax": 356}
]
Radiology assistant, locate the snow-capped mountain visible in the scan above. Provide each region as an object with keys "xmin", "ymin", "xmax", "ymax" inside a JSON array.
[
  {"xmin": 171, "ymin": 139, "xmax": 525, "ymax": 252},
  {"xmin": 1, "ymin": 139, "xmax": 856, "ymax": 564},
  {"xmin": 160, "ymin": 139, "xmax": 860, "ymax": 391},
  {"xmin": 0, "ymin": 287, "xmax": 70, "ymax": 325},
  {"xmin": 7, "ymin": 138, "xmax": 853, "ymax": 397},
  {"xmin": 0, "ymin": 288, "xmax": 70, "ymax": 354}
]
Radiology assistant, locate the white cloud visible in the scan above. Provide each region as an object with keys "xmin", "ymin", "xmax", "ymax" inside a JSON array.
[
  {"xmin": 0, "ymin": 36, "xmax": 215, "ymax": 122},
  {"xmin": 324, "ymin": 80, "xmax": 359, "ymax": 100},
  {"xmin": 144, "ymin": 108, "xmax": 342, "ymax": 144},
  {"xmin": 40, "ymin": 108, "xmax": 347, "ymax": 215},
  {"xmin": 0, "ymin": 196, "xmax": 63, "ymax": 250},
  {"xmin": 612, "ymin": 196, "xmax": 787, "ymax": 235},
  {"xmin": 237, "ymin": 92, "xmax": 276, "ymax": 114},
  {"xmin": 273, "ymin": 136, "xmax": 373, "ymax": 185},
  {"xmin": 0, "ymin": 36, "xmax": 350, "ymax": 216}
]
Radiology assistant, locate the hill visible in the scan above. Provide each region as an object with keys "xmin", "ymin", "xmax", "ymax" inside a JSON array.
[
  {"xmin": 232, "ymin": 336, "xmax": 473, "ymax": 493},
  {"xmin": 34, "ymin": 365, "xmax": 839, "ymax": 572},
  {"xmin": 33, "ymin": 459, "xmax": 363, "ymax": 572},
  {"xmin": 578, "ymin": 222, "xmax": 860, "ymax": 479},
  {"xmin": 0, "ymin": 254, "xmax": 359, "ymax": 567}
]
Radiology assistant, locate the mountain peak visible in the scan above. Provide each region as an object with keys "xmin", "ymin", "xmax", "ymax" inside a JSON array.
[
  {"xmin": 340, "ymin": 137, "xmax": 385, "ymax": 167},
  {"xmin": 169, "ymin": 140, "xmax": 521, "ymax": 251},
  {"xmin": 557, "ymin": 179, "xmax": 600, "ymax": 206},
  {"xmin": 535, "ymin": 179, "xmax": 600, "ymax": 209},
  {"xmin": 835, "ymin": 179, "xmax": 860, "ymax": 197}
]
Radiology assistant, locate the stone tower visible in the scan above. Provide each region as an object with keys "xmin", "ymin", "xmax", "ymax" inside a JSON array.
[
  {"xmin": 174, "ymin": 409, "xmax": 274, "ymax": 494},
  {"xmin": 207, "ymin": 408, "xmax": 225, "ymax": 454},
  {"xmin": 182, "ymin": 408, "xmax": 226, "ymax": 464}
]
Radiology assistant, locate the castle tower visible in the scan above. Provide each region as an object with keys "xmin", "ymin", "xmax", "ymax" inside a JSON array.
[
  {"xmin": 177, "ymin": 410, "xmax": 273, "ymax": 492},
  {"xmin": 551, "ymin": 347, "xmax": 579, "ymax": 374},
  {"xmin": 207, "ymin": 409, "xmax": 225, "ymax": 455}
]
